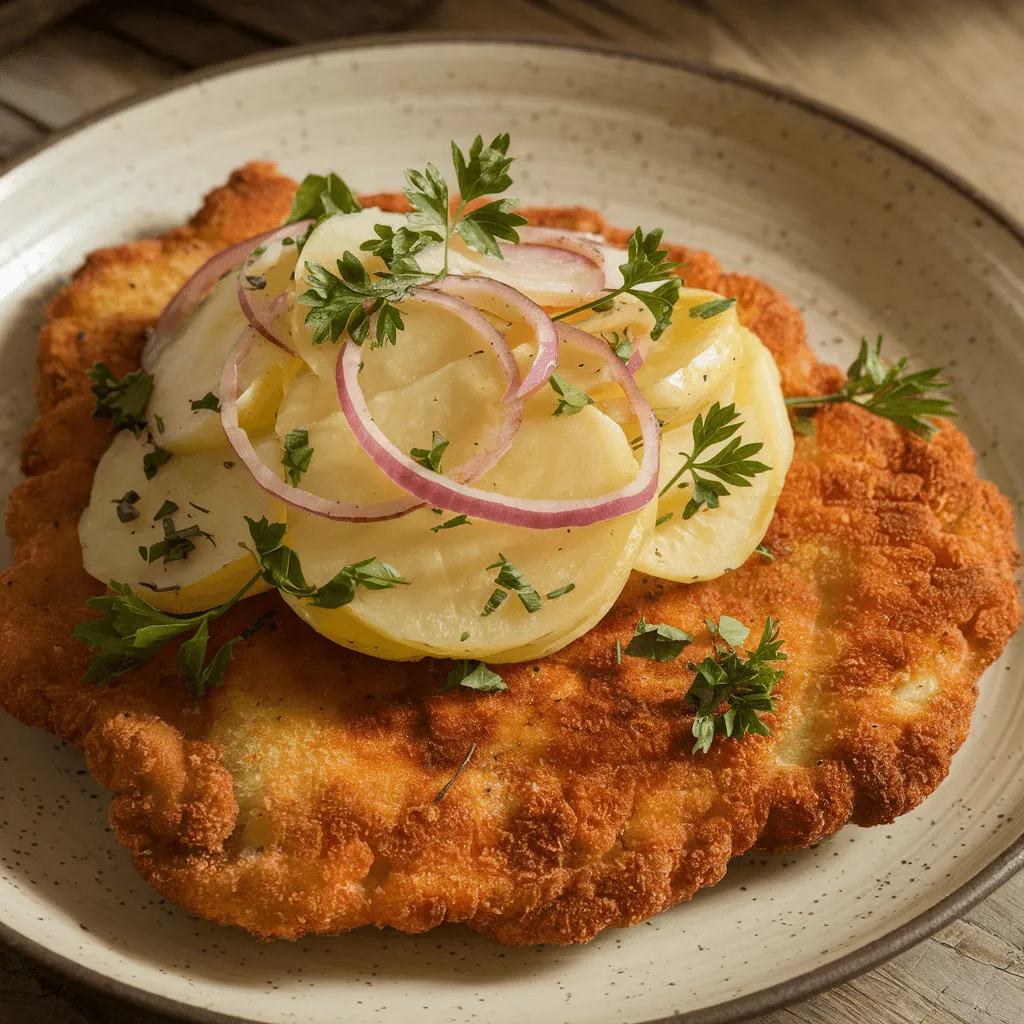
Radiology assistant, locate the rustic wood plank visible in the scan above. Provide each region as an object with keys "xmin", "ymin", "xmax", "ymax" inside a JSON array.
[
  {"xmin": 193, "ymin": 0, "xmax": 435, "ymax": 42},
  {"xmin": 0, "ymin": 24, "xmax": 176, "ymax": 128},
  {"xmin": 0, "ymin": 0, "xmax": 90, "ymax": 50},
  {"xmin": 0, "ymin": 101, "xmax": 44, "ymax": 163},
  {"xmin": 95, "ymin": 2, "xmax": 272, "ymax": 69}
]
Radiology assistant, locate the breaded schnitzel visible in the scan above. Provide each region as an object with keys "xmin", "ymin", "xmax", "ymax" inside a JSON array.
[{"xmin": 0, "ymin": 163, "xmax": 1018, "ymax": 945}]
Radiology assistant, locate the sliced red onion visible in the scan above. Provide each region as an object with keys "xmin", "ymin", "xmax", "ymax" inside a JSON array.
[
  {"xmin": 430, "ymin": 275, "xmax": 558, "ymax": 400},
  {"xmin": 220, "ymin": 327, "xmax": 421, "ymax": 522},
  {"xmin": 336, "ymin": 318, "xmax": 660, "ymax": 529},
  {"xmin": 142, "ymin": 220, "xmax": 312, "ymax": 370},
  {"xmin": 513, "ymin": 226, "xmax": 606, "ymax": 268},
  {"xmin": 220, "ymin": 289, "xmax": 525, "ymax": 521},
  {"xmin": 236, "ymin": 223, "xmax": 310, "ymax": 355}
]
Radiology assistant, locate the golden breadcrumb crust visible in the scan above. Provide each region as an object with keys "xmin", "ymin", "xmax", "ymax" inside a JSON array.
[{"xmin": 0, "ymin": 164, "xmax": 1019, "ymax": 945}]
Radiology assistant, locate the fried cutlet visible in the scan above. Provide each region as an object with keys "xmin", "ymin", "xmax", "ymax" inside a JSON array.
[{"xmin": 0, "ymin": 163, "xmax": 1018, "ymax": 945}]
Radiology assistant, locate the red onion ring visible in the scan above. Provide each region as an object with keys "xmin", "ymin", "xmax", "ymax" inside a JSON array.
[
  {"xmin": 336, "ymin": 317, "xmax": 660, "ymax": 529},
  {"xmin": 220, "ymin": 289, "xmax": 525, "ymax": 522},
  {"xmin": 513, "ymin": 226, "xmax": 606, "ymax": 268},
  {"xmin": 142, "ymin": 220, "xmax": 313, "ymax": 370},
  {"xmin": 236, "ymin": 223, "xmax": 310, "ymax": 355},
  {"xmin": 430, "ymin": 275, "xmax": 558, "ymax": 400},
  {"xmin": 220, "ymin": 327, "xmax": 421, "ymax": 522}
]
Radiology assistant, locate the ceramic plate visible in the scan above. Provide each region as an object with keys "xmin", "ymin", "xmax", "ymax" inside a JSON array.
[{"xmin": 1, "ymin": 36, "xmax": 1022, "ymax": 1024}]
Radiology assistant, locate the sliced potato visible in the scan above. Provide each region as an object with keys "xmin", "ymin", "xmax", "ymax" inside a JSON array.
[
  {"xmin": 281, "ymin": 356, "xmax": 654, "ymax": 661},
  {"xmin": 570, "ymin": 288, "xmax": 744, "ymax": 432},
  {"xmin": 633, "ymin": 329, "xmax": 793, "ymax": 582},
  {"xmin": 147, "ymin": 274, "xmax": 302, "ymax": 453},
  {"xmin": 79, "ymin": 430, "xmax": 284, "ymax": 613}
]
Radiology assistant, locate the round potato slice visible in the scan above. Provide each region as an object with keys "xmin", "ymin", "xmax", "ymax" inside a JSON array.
[
  {"xmin": 633, "ymin": 329, "xmax": 793, "ymax": 583},
  {"xmin": 280, "ymin": 357, "xmax": 655, "ymax": 661},
  {"xmin": 147, "ymin": 274, "xmax": 302, "ymax": 453},
  {"xmin": 79, "ymin": 430, "xmax": 284, "ymax": 613},
  {"xmin": 570, "ymin": 288, "xmax": 744, "ymax": 431}
]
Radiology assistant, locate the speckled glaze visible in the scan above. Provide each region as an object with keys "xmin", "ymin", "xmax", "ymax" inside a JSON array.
[{"xmin": 0, "ymin": 36, "xmax": 1022, "ymax": 1024}]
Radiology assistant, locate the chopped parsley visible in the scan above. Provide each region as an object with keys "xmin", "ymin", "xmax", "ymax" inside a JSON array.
[
  {"xmin": 442, "ymin": 659, "xmax": 506, "ymax": 692},
  {"xmin": 143, "ymin": 444, "xmax": 173, "ymax": 480},
  {"xmin": 607, "ymin": 328, "xmax": 633, "ymax": 363},
  {"xmin": 546, "ymin": 583, "xmax": 575, "ymax": 599},
  {"xmin": 549, "ymin": 373, "xmax": 594, "ymax": 417},
  {"xmin": 460, "ymin": 630, "xmax": 471, "ymax": 642},
  {"xmin": 432, "ymin": 513, "xmax": 469, "ymax": 533},
  {"xmin": 658, "ymin": 402, "xmax": 770, "ymax": 518},
  {"xmin": 754, "ymin": 543, "xmax": 774, "ymax": 560},
  {"xmin": 410, "ymin": 430, "xmax": 449, "ymax": 473},
  {"xmin": 689, "ymin": 297, "xmax": 737, "ymax": 320},
  {"xmin": 112, "ymin": 490, "xmax": 140, "ymax": 523},
  {"xmin": 190, "ymin": 391, "xmax": 221, "ymax": 413},
  {"xmin": 282, "ymin": 428, "xmax": 314, "ymax": 486},
  {"xmin": 785, "ymin": 335, "xmax": 955, "ymax": 440},
  {"xmin": 87, "ymin": 362, "xmax": 153, "ymax": 436},
  {"xmin": 245, "ymin": 515, "xmax": 407, "ymax": 609},
  {"xmin": 143, "ymin": 516, "xmax": 213, "ymax": 565},
  {"xmin": 480, "ymin": 588, "xmax": 508, "ymax": 617},
  {"xmin": 488, "ymin": 554, "xmax": 542, "ymax": 613},
  {"xmin": 433, "ymin": 742, "xmax": 477, "ymax": 803},
  {"xmin": 686, "ymin": 617, "xmax": 786, "ymax": 754},
  {"xmin": 624, "ymin": 617, "xmax": 694, "ymax": 662},
  {"xmin": 152, "ymin": 499, "xmax": 178, "ymax": 520},
  {"xmin": 655, "ymin": 512, "xmax": 674, "ymax": 527}
]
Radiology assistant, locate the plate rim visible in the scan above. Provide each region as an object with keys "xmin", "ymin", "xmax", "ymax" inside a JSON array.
[{"xmin": 1, "ymin": 29, "xmax": 1022, "ymax": 1024}]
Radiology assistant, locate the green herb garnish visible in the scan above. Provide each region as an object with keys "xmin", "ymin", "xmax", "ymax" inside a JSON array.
[
  {"xmin": 657, "ymin": 402, "xmax": 770, "ymax": 518},
  {"xmin": 488, "ymin": 553, "xmax": 542, "ymax": 613},
  {"xmin": 480, "ymin": 588, "xmax": 508, "ymax": 617},
  {"xmin": 443, "ymin": 660, "xmax": 506, "ymax": 692},
  {"xmin": 624, "ymin": 617, "xmax": 694, "ymax": 662},
  {"xmin": 244, "ymin": 515, "xmax": 407, "ymax": 609},
  {"xmin": 297, "ymin": 134, "xmax": 526, "ymax": 349},
  {"xmin": 143, "ymin": 444, "xmax": 172, "ymax": 480},
  {"xmin": 410, "ymin": 430, "xmax": 449, "ymax": 473},
  {"xmin": 87, "ymin": 362, "xmax": 153, "ymax": 436},
  {"xmin": 433, "ymin": 742, "xmax": 477, "ymax": 803},
  {"xmin": 553, "ymin": 228, "xmax": 683, "ymax": 339},
  {"xmin": 686, "ymin": 617, "xmax": 786, "ymax": 754},
  {"xmin": 689, "ymin": 297, "xmax": 736, "ymax": 320},
  {"xmin": 655, "ymin": 512, "xmax": 674, "ymax": 527},
  {"xmin": 432, "ymin": 514, "xmax": 469, "ymax": 533},
  {"xmin": 112, "ymin": 490, "xmax": 140, "ymax": 523},
  {"xmin": 143, "ymin": 517, "xmax": 212, "ymax": 565},
  {"xmin": 152, "ymin": 499, "xmax": 178, "ymax": 520},
  {"xmin": 754, "ymin": 543, "xmax": 774, "ymax": 560},
  {"xmin": 282, "ymin": 428, "xmax": 314, "ymax": 486},
  {"xmin": 72, "ymin": 572, "xmax": 264, "ymax": 692},
  {"xmin": 190, "ymin": 391, "xmax": 221, "ymax": 413},
  {"xmin": 546, "ymin": 583, "xmax": 575, "ymax": 599},
  {"xmin": 286, "ymin": 171, "xmax": 361, "ymax": 250},
  {"xmin": 785, "ymin": 336, "xmax": 955, "ymax": 440},
  {"xmin": 607, "ymin": 329, "xmax": 633, "ymax": 363},
  {"xmin": 549, "ymin": 373, "xmax": 594, "ymax": 416}
]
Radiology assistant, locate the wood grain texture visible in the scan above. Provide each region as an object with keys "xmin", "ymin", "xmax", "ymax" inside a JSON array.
[{"xmin": 0, "ymin": 1, "xmax": 1023, "ymax": 1022}]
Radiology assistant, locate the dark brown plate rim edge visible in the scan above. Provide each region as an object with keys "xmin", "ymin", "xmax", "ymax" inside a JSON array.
[{"xmin": 0, "ymin": 29, "xmax": 1021, "ymax": 1024}]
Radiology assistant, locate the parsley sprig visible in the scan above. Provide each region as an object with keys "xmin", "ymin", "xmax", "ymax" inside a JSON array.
[
  {"xmin": 658, "ymin": 402, "xmax": 771, "ymax": 518},
  {"xmin": 686, "ymin": 617, "xmax": 787, "ymax": 754},
  {"xmin": 72, "ymin": 572, "xmax": 265, "ymax": 692},
  {"xmin": 552, "ymin": 228, "xmax": 683, "ymax": 340},
  {"xmin": 296, "ymin": 134, "xmax": 527, "ymax": 349},
  {"xmin": 785, "ymin": 336, "xmax": 955, "ymax": 440},
  {"xmin": 245, "ymin": 516, "xmax": 408, "ymax": 609},
  {"xmin": 410, "ymin": 430, "xmax": 449, "ymax": 472},
  {"xmin": 286, "ymin": 171, "xmax": 362, "ymax": 249},
  {"xmin": 87, "ymin": 363, "xmax": 153, "ymax": 436}
]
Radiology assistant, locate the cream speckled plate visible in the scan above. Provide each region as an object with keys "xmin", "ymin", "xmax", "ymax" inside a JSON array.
[{"xmin": 1, "ymin": 35, "xmax": 1022, "ymax": 1024}]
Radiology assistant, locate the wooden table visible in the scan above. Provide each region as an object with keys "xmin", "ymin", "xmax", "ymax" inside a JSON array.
[{"xmin": 1, "ymin": 2, "xmax": 1023, "ymax": 1022}]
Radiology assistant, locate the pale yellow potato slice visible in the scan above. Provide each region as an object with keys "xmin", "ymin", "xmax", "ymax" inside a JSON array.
[
  {"xmin": 280, "ymin": 361, "xmax": 654, "ymax": 662},
  {"xmin": 570, "ymin": 288, "xmax": 744, "ymax": 431},
  {"xmin": 634, "ymin": 329, "xmax": 793, "ymax": 583},
  {"xmin": 147, "ymin": 273, "xmax": 302, "ymax": 453},
  {"xmin": 79, "ymin": 430, "xmax": 284, "ymax": 613}
]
